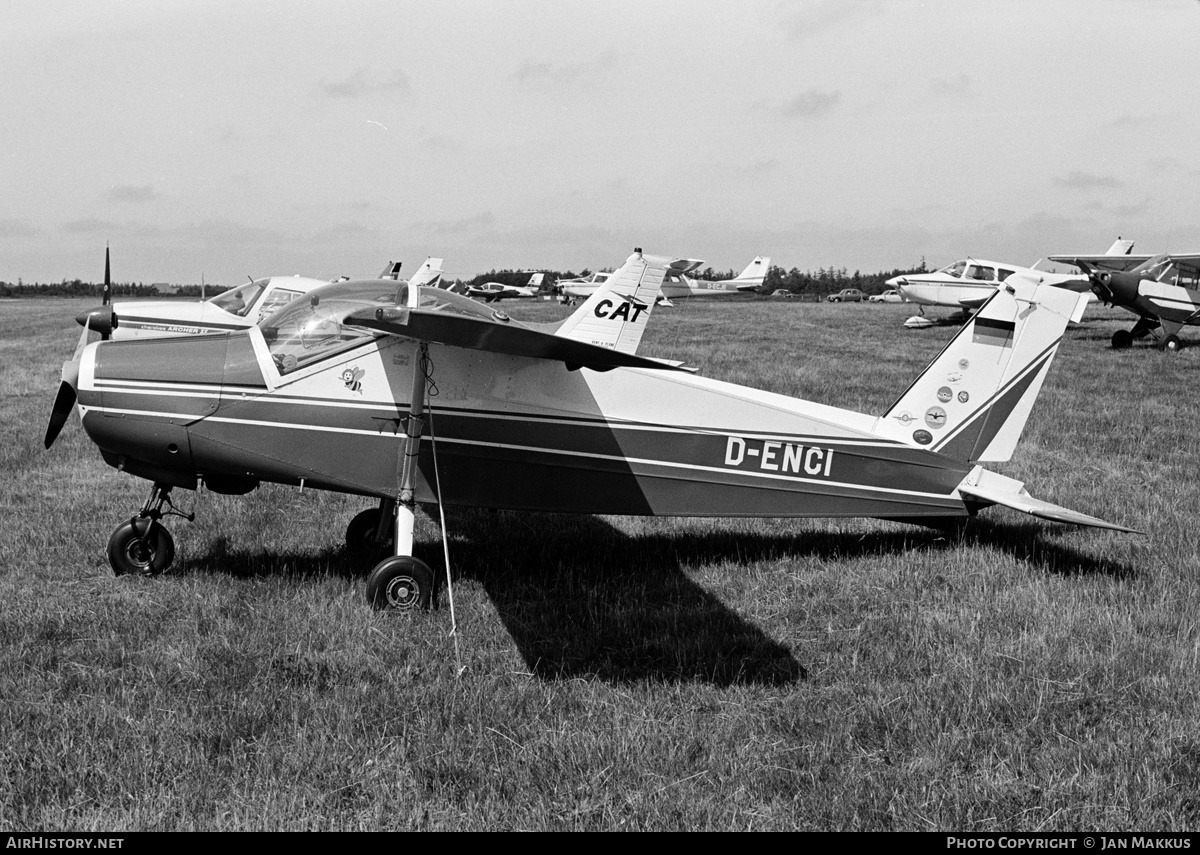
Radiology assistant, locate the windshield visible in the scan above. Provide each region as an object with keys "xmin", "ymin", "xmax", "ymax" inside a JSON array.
[
  {"xmin": 253, "ymin": 286, "xmax": 303, "ymax": 322},
  {"xmin": 209, "ymin": 279, "xmax": 268, "ymax": 316},
  {"xmin": 261, "ymin": 280, "xmax": 405, "ymax": 375},
  {"xmin": 1146, "ymin": 258, "xmax": 1200, "ymax": 287},
  {"xmin": 939, "ymin": 260, "xmax": 967, "ymax": 278}
]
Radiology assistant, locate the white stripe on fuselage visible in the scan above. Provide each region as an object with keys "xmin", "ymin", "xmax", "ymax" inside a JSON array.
[{"xmin": 83, "ymin": 402, "xmax": 953, "ymax": 502}]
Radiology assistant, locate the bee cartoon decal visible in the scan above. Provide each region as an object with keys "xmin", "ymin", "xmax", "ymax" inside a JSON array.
[{"xmin": 341, "ymin": 366, "xmax": 365, "ymax": 394}]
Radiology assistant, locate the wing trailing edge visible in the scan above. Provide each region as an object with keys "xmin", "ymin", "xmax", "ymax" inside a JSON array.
[{"xmin": 344, "ymin": 305, "xmax": 690, "ymax": 373}]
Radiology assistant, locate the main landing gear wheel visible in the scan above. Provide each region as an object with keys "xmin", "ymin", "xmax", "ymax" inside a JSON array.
[
  {"xmin": 1162, "ymin": 334, "xmax": 1182, "ymax": 352},
  {"xmin": 107, "ymin": 519, "xmax": 175, "ymax": 577},
  {"xmin": 366, "ymin": 556, "xmax": 435, "ymax": 611},
  {"xmin": 1111, "ymin": 329, "xmax": 1133, "ymax": 350},
  {"xmin": 346, "ymin": 507, "xmax": 389, "ymax": 553}
]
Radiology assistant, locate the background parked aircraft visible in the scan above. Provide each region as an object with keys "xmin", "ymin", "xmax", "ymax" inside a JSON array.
[
  {"xmin": 467, "ymin": 272, "xmax": 547, "ymax": 302},
  {"xmin": 1057, "ymin": 253, "xmax": 1200, "ymax": 350},
  {"xmin": 76, "ymin": 248, "xmax": 331, "ymax": 341},
  {"xmin": 560, "ymin": 256, "xmax": 769, "ymax": 305},
  {"xmin": 888, "ymin": 240, "xmax": 1132, "ymax": 328},
  {"xmin": 78, "ymin": 250, "xmax": 444, "ymax": 341}
]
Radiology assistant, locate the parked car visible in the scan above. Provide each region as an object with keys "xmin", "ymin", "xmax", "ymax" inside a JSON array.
[
  {"xmin": 771, "ymin": 289, "xmax": 795, "ymax": 298},
  {"xmin": 869, "ymin": 288, "xmax": 904, "ymax": 303},
  {"xmin": 827, "ymin": 288, "xmax": 866, "ymax": 303}
]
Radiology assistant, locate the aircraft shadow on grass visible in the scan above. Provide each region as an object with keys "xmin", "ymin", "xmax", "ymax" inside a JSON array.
[{"xmin": 175, "ymin": 509, "xmax": 1135, "ymax": 686}]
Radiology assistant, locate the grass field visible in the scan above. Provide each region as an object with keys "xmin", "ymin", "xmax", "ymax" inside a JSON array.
[{"xmin": 2, "ymin": 295, "xmax": 1198, "ymax": 830}]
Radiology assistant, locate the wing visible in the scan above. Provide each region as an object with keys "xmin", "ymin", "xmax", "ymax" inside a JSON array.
[
  {"xmin": 957, "ymin": 296, "xmax": 991, "ymax": 309},
  {"xmin": 1047, "ymin": 253, "xmax": 1153, "ymax": 272},
  {"xmin": 344, "ymin": 304, "xmax": 690, "ymax": 372}
]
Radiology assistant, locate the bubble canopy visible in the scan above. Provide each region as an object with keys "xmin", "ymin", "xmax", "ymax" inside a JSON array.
[{"xmin": 259, "ymin": 279, "xmax": 504, "ymax": 374}]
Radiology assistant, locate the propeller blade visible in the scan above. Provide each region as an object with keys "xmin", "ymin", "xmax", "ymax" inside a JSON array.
[
  {"xmin": 45, "ymin": 321, "xmax": 91, "ymax": 449},
  {"xmin": 102, "ymin": 244, "xmax": 111, "ymax": 307},
  {"xmin": 43, "ymin": 379, "xmax": 78, "ymax": 449}
]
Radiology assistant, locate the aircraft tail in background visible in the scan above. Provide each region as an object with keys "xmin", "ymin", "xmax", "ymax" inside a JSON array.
[{"xmin": 554, "ymin": 249, "xmax": 690, "ymax": 355}]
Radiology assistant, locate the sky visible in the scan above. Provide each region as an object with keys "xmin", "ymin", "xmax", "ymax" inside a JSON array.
[{"xmin": 2, "ymin": 0, "xmax": 1199, "ymax": 285}]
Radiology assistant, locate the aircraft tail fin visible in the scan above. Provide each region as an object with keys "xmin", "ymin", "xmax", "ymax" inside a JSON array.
[
  {"xmin": 528, "ymin": 272, "xmax": 545, "ymax": 290},
  {"xmin": 733, "ymin": 256, "xmax": 770, "ymax": 285},
  {"xmin": 875, "ymin": 274, "xmax": 1089, "ymax": 464},
  {"xmin": 409, "ymin": 258, "xmax": 444, "ymax": 288},
  {"xmin": 554, "ymin": 249, "xmax": 679, "ymax": 355},
  {"xmin": 1105, "ymin": 237, "xmax": 1135, "ymax": 256}
]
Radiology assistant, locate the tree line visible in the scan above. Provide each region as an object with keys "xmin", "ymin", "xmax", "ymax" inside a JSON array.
[
  {"xmin": 0, "ymin": 279, "xmax": 222, "ymax": 299},
  {"xmin": 1, "ymin": 260, "xmax": 931, "ymax": 300}
]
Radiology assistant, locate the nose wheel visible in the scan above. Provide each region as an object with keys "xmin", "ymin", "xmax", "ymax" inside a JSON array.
[
  {"xmin": 108, "ymin": 518, "xmax": 175, "ymax": 576},
  {"xmin": 106, "ymin": 482, "xmax": 193, "ymax": 577}
]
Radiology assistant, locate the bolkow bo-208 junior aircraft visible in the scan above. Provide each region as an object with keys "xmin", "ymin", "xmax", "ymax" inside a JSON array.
[{"xmin": 45, "ymin": 249, "xmax": 1135, "ymax": 612}]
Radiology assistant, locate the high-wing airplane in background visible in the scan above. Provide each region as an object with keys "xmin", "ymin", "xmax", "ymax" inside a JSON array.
[
  {"xmin": 1049, "ymin": 250, "xmax": 1200, "ymax": 350},
  {"xmin": 560, "ymin": 256, "xmax": 769, "ymax": 305},
  {"xmin": 659, "ymin": 256, "xmax": 770, "ymax": 302},
  {"xmin": 46, "ymin": 248, "xmax": 1135, "ymax": 613},
  {"xmin": 466, "ymin": 272, "xmax": 547, "ymax": 302},
  {"xmin": 886, "ymin": 240, "xmax": 1134, "ymax": 328}
]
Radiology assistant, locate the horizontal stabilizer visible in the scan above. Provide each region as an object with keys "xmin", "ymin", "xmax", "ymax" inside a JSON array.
[
  {"xmin": 958, "ymin": 468, "xmax": 1140, "ymax": 533},
  {"xmin": 345, "ymin": 306, "xmax": 690, "ymax": 373}
]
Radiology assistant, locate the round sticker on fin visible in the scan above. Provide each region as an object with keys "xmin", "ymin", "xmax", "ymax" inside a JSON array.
[
  {"xmin": 937, "ymin": 386, "xmax": 952, "ymax": 403},
  {"xmin": 925, "ymin": 406, "xmax": 947, "ymax": 429},
  {"xmin": 913, "ymin": 429, "xmax": 933, "ymax": 445},
  {"xmin": 958, "ymin": 358, "xmax": 970, "ymax": 370},
  {"xmin": 958, "ymin": 390, "xmax": 970, "ymax": 404}
]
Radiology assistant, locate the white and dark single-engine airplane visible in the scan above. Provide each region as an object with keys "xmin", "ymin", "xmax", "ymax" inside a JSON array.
[
  {"xmin": 466, "ymin": 272, "xmax": 547, "ymax": 302},
  {"xmin": 559, "ymin": 256, "xmax": 769, "ymax": 305},
  {"xmin": 76, "ymin": 251, "xmax": 445, "ymax": 341},
  {"xmin": 1048, "ymin": 250, "xmax": 1200, "ymax": 350},
  {"xmin": 45, "ymin": 248, "xmax": 1136, "ymax": 612},
  {"xmin": 75, "ymin": 248, "xmax": 331, "ymax": 341},
  {"xmin": 886, "ymin": 242, "xmax": 1134, "ymax": 329}
]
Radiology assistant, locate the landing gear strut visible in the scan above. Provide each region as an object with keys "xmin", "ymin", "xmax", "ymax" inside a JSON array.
[
  {"xmin": 106, "ymin": 482, "xmax": 193, "ymax": 576},
  {"xmin": 366, "ymin": 343, "xmax": 441, "ymax": 611}
]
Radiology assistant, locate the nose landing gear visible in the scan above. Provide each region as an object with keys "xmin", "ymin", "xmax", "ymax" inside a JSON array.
[{"xmin": 107, "ymin": 483, "xmax": 194, "ymax": 576}]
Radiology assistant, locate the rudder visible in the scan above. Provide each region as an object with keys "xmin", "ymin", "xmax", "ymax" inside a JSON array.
[{"xmin": 875, "ymin": 275, "xmax": 1089, "ymax": 463}]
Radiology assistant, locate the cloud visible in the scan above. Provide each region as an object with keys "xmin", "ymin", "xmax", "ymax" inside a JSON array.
[
  {"xmin": 745, "ymin": 157, "xmax": 782, "ymax": 175},
  {"xmin": 0, "ymin": 218, "xmax": 38, "ymax": 237},
  {"xmin": 784, "ymin": 0, "xmax": 883, "ymax": 41},
  {"xmin": 422, "ymin": 133, "xmax": 461, "ymax": 152},
  {"xmin": 410, "ymin": 211, "xmax": 497, "ymax": 236},
  {"xmin": 62, "ymin": 217, "xmax": 120, "ymax": 233},
  {"xmin": 189, "ymin": 219, "xmax": 288, "ymax": 246},
  {"xmin": 930, "ymin": 73, "xmax": 971, "ymax": 97},
  {"xmin": 307, "ymin": 221, "xmax": 373, "ymax": 242},
  {"xmin": 781, "ymin": 89, "xmax": 841, "ymax": 118},
  {"xmin": 511, "ymin": 50, "xmax": 618, "ymax": 88},
  {"xmin": 318, "ymin": 68, "xmax": 411, "ymax": 99},
  {"xmin": 105, "ymin": 184, "xmax": 156, "ymax": 203},
  {"xmin": 1053, "ymin": 170, "xmax": 1124, "ymax": 190}
]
